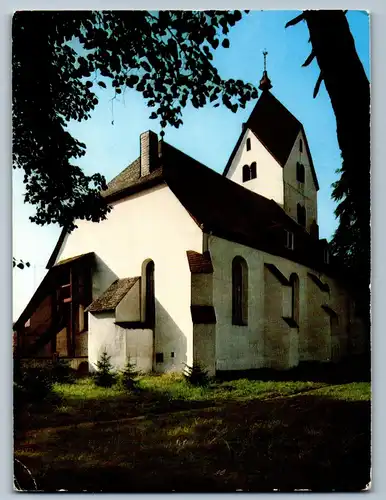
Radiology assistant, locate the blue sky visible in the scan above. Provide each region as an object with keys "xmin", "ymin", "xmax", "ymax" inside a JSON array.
[{"xmin": 12, "ymin": 10, "xmax": 370, "ymax": 320}]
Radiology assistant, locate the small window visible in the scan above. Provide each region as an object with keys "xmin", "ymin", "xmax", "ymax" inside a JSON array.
[
  {"xmin": 250, "ymin": 162, "xmax": 257, "ymax": 179},
  {"xmin": 324, "ymin": 247, "xmax": 330, "ymax": 264},
  {"xmin": 171, "ymin": 352, "xmax": 175, "ymax": 358},
  {"xmin": 296, "ymin": 162, "xmax": 305, "ymax": 183},
  {"xmin": 246, "ymin": 138, "xmax": 251, "ymax": 151},
  {"xmin": 297, "ymin": 204, "xmax": 306, "ymax": 227},
  {"xmin": 242, "ymin": 164, "xmax": 250, "ymax": 183},
  {"xmin": 289, "ymin": 273, "xmax": 300, "ymax": 325},
  {"xmin": 299, "ymin": 139, "xmax": 303, "ymax": 153},
  {"xmin": 232, "ymin": 256, "xmax": 248, "ymax": 326},
  {"xmin": 155, "ymin": 352, "xmax": 164, "ymax": 363},
  {"xmin": 285, "ymin": 230, "xmax": 294, "ymax": 250}
]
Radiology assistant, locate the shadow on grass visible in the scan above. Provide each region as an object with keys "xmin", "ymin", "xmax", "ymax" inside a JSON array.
[
  {"xmin": 216, "ymin": 354, "xmax": 371, "ymax": 384},
  {"xmin": 14, "ymin": 384, "xmax": 217, "ymax": 435},
  {"xmin": 15, "ymin": 394, "xmax": 371, "ymax": 493}
]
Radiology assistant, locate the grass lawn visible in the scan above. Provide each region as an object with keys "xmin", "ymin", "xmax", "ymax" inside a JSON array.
[{"xmin": 14, "ymin": 374, "xmax": 371, "ymax": 492}]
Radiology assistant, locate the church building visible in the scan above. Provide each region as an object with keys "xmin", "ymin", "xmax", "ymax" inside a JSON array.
[{"xmin": 13, "ymin": 68, "xmax": 365, "ymax": 375}]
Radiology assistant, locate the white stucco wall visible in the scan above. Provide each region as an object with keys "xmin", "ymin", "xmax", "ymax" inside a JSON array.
[
  {"xmin": 225, "ymin": 129, "xmax": 284, "ymax": 206},
  {"xmin": 55, "ymin": 184, "xmax": 203, "ymax": 373},
  {"xmin": 283, "ymin": 130, "xmax": 318, "ymax": 231},
  {"xmin": 209, "ymin": 234, "xmax": 356, "ymax": 371},
  {"xmin": 88, "ymin": 312, "xmax": 153, "ymax": 373},
  {"xmin": 88, "ymin": 312, "xmax": 127, "ymax": 372},
  {"xmin": 126, "ymin": 328, "xmax": 153, "ymax": 373}
]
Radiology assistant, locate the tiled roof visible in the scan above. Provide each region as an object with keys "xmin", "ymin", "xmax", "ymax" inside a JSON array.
[
  {"xmin": 47, "ymin": 139, "xmax": 331, "ymax": 276},
  {"xmin": 86, "ymin": 277, "xmax": 140, "ymax": 313},
  {"xmin": 102, "ymin": 158, "xmax": 164, "ymax": 202},
  {"xmin": 223, "ymin": 91, "xmax": 319, "ymax": 190},
  {"xmin": 161, "ymin": 142, "xmax": 328, "ymax": 273},
  {"xmin": 248, "ymin": 91, "xmax": 302, "ymax": 167},
  {"xmin": 186, "ymin": 251, "xmax": 213, "ymax": 274}
]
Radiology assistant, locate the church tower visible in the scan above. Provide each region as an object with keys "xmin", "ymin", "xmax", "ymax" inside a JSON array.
[{"xmin": 223, "ymin": 52, "xmax": 320, "ymax": 238}]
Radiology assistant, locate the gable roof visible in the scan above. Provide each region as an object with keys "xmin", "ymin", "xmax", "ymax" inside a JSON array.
[
  {"xmin": 47, "ymin": 138, "xmax": 333, "ymax": 277},
  {"xmin": 86, "ymin": 277, "xmax": 140, "ymax": 313},
  {"xmin": 222, "ymin": 91, "xmax": 319, "ymax": 190}
]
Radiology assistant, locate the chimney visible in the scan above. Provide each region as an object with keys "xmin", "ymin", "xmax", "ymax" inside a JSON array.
[{"xmin": 140, "ymin": 131, "xmax": 159, "ymax": 177}]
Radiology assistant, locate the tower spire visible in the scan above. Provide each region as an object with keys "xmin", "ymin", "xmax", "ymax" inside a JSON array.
[{"xmin": 259, "ymin": 49, "xmax": 272, "ymax": 92}]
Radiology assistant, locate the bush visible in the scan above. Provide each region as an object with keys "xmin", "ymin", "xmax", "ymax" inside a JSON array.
[
  {"xmin": 184, "ymin": 362, "xmax": 210, "ymax": 387},
  {"xmin": 93, "ymin": 350, "xmax": 116, "ymax": 388},
  {"xmin": 119, "ymin": 359, "xmax": 140, "ymax": 392},
  {"xmin": 14, "ymin": 366, "xmax": 54, "ymax": 406},
  {"xmin": 50, "ymin": 358, "xmax": 76, "ymax": 384}
]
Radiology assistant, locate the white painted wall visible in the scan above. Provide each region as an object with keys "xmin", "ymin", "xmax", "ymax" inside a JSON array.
[
  {"xmin": 88, "ymin": 312, "xmax": 126, "ymax": 372},
  {"xmin": 209, "ymin": 234, "xmax": 358, "ymax": 371},
  {"xmin": 55, "ymin": 184, "xmax": 203, "ymax": 373},
  {"xmin": 225, "ymin": 129, "xmax": 284, "ymax": 206},
  {"xmin": 283, "ymin": 130, "xmax": 318, "ymax": 231},
  {"xmin": 125, "ymin": 328, "xmax": 153, "ymax": 373},
  {"xmin": 88, "ymin": 312, "xmax": 153, "ymax": 373}
]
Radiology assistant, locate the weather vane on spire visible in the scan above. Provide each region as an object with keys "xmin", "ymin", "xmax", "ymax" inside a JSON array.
[
  {"xmin": 263, "ymin": 49, "xmax": 268, "ymax": 72},
  {"xmin": 259, "ymin": 49, "xmax": 272, "ymax": 92}
]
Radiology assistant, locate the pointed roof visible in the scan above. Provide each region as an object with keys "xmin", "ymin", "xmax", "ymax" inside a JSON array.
[{"xmin": 222, "ymin": 91, "xmax": 319, "ymax": 190}]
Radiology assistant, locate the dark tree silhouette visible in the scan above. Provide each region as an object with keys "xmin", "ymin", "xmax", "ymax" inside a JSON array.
[
  {"xmin": 287, "ymin": 10, "xmax": 370, "ymax": 326},
  {"xmin": 14, "ymin": 10, "xmax": 370, "ymax": 329},
  {"xmin": 12, "ymin": 10, "xmax": 257, "ymax": 231}
]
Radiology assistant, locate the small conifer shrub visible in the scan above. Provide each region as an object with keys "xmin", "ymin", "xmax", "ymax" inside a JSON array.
[
  {"xmin": 184, "ymin": 362, "xmax": 210, "ymax": 387},
  {"xmin": 93, "ymin": 350, "xmax": 116, "ymax": 388},
  {"xmin": 51, "ymin": 358, "xmax": 75, "ymax": 384},
  {"xmin": 119, "ymin": 358, "xmax": 140, "ymax": 391}
]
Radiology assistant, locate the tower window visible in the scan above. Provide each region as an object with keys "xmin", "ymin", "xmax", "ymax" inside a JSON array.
[
  {"xmin": 299, "ymin": 139, "xmax": 303, "ymax": 153},
  {"xmin": 285, "ymin": 230, "xmax": 294, "ymax": 250},
  {"xmin": 296, "ymin": 162, "xmax": 305, "ymax": 183},
  {"xmin": 297, "ymin": 204, "xmax": 306, "ymax": 227},
  {"xmin": 246, "ymin": 138, "xmax": 251, "ymax": 151},
  {"xmin": 250, "ymin": 162, "xmax": 257, "ymax": 179},
  {"xmin": 242, "ymin": 165, "xmax": 250, "ymax": 183}
]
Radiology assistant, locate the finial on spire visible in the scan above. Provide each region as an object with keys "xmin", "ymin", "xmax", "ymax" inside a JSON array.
[
  {"xmin": 263, "ymin": 49, "xmax": 268, "ymax": 71},
  {"xmin": 259, "ymin": 49, "xmax": 272, "ymax": 92}
]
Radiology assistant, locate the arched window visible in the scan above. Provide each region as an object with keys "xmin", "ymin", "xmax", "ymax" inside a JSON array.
[
  {"xmin": 242, "ymin": 165, "xmax": 250, "ymax": 183},
  {"xmin": 296, "ymin": 162, "xmax": 305, "ymax": 183},
  {"xmin": 297, "ymin": 203, "xmax": 306, "ymax": 227},
  {"xmin": 232, "ymin": 256, "xmax": 248, "ymax": 325},
  {"xmin": 289, "ymin": 273, "xmax": 299, "ymax": 325},
  {"xmin": 299, "ymin": 139, "xmax": 303, "ymax": 153},
  {"xmin": 250, "ymin": 162, "xmax": 257, "ymax": 179},
  {"xmin": 246, "ymin": 138, "xmax": 251, "ymax": 151},
  {"xmin": 142, "ymin": 259, "xmax": 155, "ymax": 327}
]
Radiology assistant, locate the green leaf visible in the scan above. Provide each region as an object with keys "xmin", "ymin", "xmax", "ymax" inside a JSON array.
[
  {"xmin": 222, "ymin": 38, "xmax": 230, "ymax": 48},
  {"xmin": 97, "ymin": 81, "xmax": 106, "ymax": 88}
]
